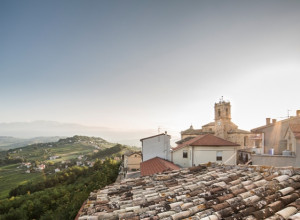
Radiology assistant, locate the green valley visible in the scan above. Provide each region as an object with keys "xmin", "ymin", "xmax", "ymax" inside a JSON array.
[{"xmin": 0, "ymin": 135, "xmax": 137, "ymax": 219}]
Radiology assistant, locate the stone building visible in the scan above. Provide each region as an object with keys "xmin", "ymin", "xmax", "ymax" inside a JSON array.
[
  {"xmin": 181, "ymin": 98, "xmax": 256, "ymax": 149},
  {"xmin": 123, "ymin": 152, "xmax": 142, "ymax": 171},
  {"xmin": 251, "ymin": 110, "xmax": 300, "ymax": 167}
]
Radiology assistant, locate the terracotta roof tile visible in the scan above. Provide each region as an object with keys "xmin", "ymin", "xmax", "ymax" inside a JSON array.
[
  {"xmin": 140, "ymin": 157, "xmax": 180, "ymax": 176},
  {"xmin": 172, "ymin": 134, "xmax": 239, "ymax": 152},
  {"xmin": 77, "ymin": 164, "xmax": 300, "ymax": 220}
]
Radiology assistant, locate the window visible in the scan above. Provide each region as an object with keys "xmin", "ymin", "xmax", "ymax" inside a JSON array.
[
  {"xmin": 218, "ymin": 109, "xmax": 221, "ymax": 117},
  {"xmin": 183, "ymin": 150, "xmax": 188, "ymax": 158},
  {"xmin": 216, "ymin": 151, "xmax": 222, "ymax": 161},
  {"xmin": 226, "ymin": 108, "xmax": 228, "ymax": 116},
  {"xmin": 244, "ymin": 136, "xmax": 248, "ymax": 146}
]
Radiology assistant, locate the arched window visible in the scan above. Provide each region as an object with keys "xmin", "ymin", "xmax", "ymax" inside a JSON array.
[{"xmin": 218, "ymin": 109, "xmax": 221, "ymax": 117}]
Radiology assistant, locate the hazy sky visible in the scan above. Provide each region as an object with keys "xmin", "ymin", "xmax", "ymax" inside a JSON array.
[{"xmin": 1, "ymin": 0, "xmax": 300, "ymax": 141}]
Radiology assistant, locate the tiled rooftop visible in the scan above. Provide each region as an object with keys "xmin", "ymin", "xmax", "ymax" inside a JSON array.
[
  {"xmin": 140, "ymin": 157, "xmax": 180, "ymax": 177},
  {"xmin": 173, "ymin": 134, "xmax": 239, "ymax": 152},
  {"xmin": 78, "ymin": 164, "xmax": 300, "ymax": 220}
]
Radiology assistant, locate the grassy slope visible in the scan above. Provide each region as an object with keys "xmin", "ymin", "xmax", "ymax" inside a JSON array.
[
  {"xmin": 0, "ymin": 136, "xmax": 135, "ymax": 199},
  {"xmin": 3, "ymin": 136, "xmax": 115, "ymax": 162},
  {"xmin": 0, "ymin": 164, "xmax": 43, "ymax": 199}
]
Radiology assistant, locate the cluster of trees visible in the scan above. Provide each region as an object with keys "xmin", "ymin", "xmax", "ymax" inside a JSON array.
[
  {"xmin": 0, "ymin": 158, "xmax": 120, "ymax": 220},
  {"xmin": 0, "ymin": 155, "xmax": 25, "ymax": 165},
  {"xmin": 88, "ymin": 144, "xmax": 126, "ymax": 160}
]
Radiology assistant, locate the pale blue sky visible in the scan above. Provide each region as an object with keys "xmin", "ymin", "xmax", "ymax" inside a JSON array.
[{"xmin": 1, "ymin": 0, "xmax": 300, "ymax": 141}]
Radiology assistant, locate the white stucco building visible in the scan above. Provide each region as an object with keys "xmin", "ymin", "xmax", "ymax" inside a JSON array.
[
  {"xmin": 172, "ymin": 134, "xmax": 239, "ymax": 167},
  {"xmin": 140, "ymin": 132, "xmax": 171, "ymax": 162}
]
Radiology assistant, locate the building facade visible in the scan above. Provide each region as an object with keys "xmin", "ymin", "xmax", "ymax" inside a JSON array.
[
  {"xmin": 172, "ymin": 134, "xmax": 239, "ymax": 167},
  {"xmin": 251, "ymin": 111, "xmax": 300, "ymax": 167},
  {"xmin": 123, "ymin": 152, "xmax": 142, "ymax": 171},
  {"xmin": 140, "ymin": 132, "xmax": 171, "ymax": 162}
]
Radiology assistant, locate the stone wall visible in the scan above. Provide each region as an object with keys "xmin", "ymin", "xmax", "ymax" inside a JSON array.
[
  {"xmin": 252, "ymin": 154, "xmax": 297, "ymax": 167},
  {"xmin": 227, "ymin": 133, "xmax": 255, "ymax": 149}
]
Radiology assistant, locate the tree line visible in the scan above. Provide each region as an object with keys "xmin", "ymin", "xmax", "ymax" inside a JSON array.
[{"xmin": 0, "ymin": 158, "xmax": 120, "ymax": 220}]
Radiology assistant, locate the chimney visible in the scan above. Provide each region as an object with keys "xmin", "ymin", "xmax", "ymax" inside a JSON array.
[
  {"xmin": 165, "ymin": 131, "xmax": 167, "ymax": 134},
  {"xmin": 297, "ymin": 110, "xmax": 300, "ymax": 117},
  {"xmin": 272, "ymin": 119, "xmax": 277, "ymax": 124},
  {"xmin": 266, "ymin": 118, "xmax": 271, "ymax": 125}
]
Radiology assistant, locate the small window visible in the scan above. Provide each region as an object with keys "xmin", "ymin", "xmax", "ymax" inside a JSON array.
[
  {"xmin": 218, "ymin": 109, "xmax": 221, "ymax": 117},
  {"xmin": 216, "ymin": 151, "xmax": 222, "ymax": 161},
  {"xmin": 244, "ymin": 136, "xmax": 248, "ymax": 146},
  {"xmin": 183, "ymin": 150, "xmax": 188, "ymax": 158},
  {"xmin": 226, "ymin": 108, "xmax": 228, "ymax": 116}
]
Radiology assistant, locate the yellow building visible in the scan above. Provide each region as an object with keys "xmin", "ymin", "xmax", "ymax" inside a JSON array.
[{"xmin": 124, "ymin": 152, "xmax": 142, "ymax": 171}]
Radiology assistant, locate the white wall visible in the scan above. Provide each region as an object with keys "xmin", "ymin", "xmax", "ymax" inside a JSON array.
[
  {"xmin": 193, "ymin": 146, "xmax": 236, "ymax": 165},
  {"xmin": 142, "ymin": 134, "xmax": 171, "ymax": 161},
  {"xmin": 173, "ymin": 146, "xmax": 237, "ymax": 167},
  {"xmin": 172, "ymin": 146, "xmax": 190, "ymax": 167}
]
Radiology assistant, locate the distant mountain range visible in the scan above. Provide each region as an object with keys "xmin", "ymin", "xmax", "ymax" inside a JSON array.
[
  {"xmin": 0, "ymin": 136, "xmax": 63, "ymax": 151},
  {"xmin": 0, "ymin": 121, "xmax": 158, "ymax": 147}
]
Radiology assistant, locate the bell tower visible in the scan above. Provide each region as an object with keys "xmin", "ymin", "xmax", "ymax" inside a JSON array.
[{"xmin": 214, "ymin": 97, "xmax": 231, "ymax": 139}]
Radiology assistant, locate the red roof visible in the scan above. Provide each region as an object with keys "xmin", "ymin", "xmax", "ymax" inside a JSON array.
[
  {"xmin": 140, "ymin": 157, "xmax": 180, "ymax": 176},
  {"xmin": 172, "ymin": 134, "xmax": 240, "ymax": 152}
]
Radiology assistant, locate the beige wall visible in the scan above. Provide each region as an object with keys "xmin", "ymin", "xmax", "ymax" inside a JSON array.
[
  {"xmin": 125, "ymin": 153, "xmax": 142, "ymax": 171},
  {"xmin": 252, "ymin": 117, "xmax": 300, "ymax": 155},
  {"xmin": 285, "ymin": 128, "xmax": 297, "ymax": 152},
  {"xmin": 202, "ymin": 125, "xmax": 215, "ymax": 132},
  {"xmin": 252, "ymin": 154, "xmax": 296, "ymax": 167},
  {"xmin": 227, "ymin": 133, "xmax": 255, "ymax": 149}
]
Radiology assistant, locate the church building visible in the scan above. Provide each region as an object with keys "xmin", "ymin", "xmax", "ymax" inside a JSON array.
[{"xmin": 180, "ymin": 98, "xmax": 255, "ymax": 149}]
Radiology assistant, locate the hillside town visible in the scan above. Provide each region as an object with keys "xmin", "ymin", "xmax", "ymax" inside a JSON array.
[
  {"xmin": 77, "ymin": 98, "xmax": 300, "ymax": 220},
  {"xmin": 120, "ymin": 98, "xmax": 300, "ymax": 177}
]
